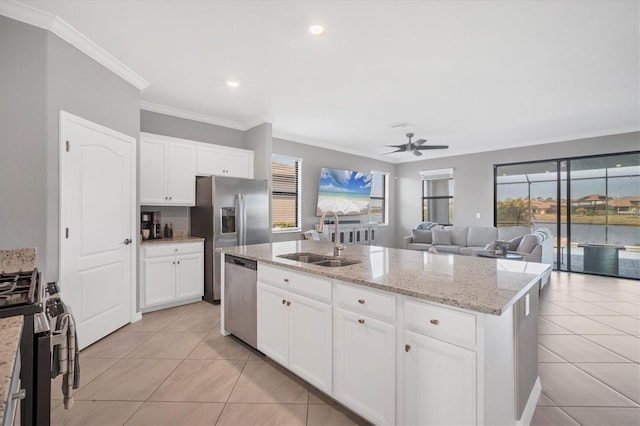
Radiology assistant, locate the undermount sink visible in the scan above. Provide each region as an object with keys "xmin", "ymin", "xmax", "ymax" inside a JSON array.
[{"xmin": 277, "ymin": 252, "xmax": 361, "ymax": 267}]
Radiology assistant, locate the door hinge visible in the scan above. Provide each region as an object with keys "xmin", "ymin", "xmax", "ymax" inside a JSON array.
[
  {"xmin": 65, "ymin": 228, "xmax": 69, "ymax": 239},
  {"xmin": 66, "ymin": 140, "xmax": 70, "ymax": 152}
]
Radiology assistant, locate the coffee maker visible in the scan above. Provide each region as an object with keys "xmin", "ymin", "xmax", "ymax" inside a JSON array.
[{"xmin": 141, "ymin": 211, "xmax": 161, "ymax": 240}]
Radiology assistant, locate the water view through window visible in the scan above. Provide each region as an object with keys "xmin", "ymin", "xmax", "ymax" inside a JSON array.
[{"xmin": 495, "ymin": 152, "xmax": 640, "ymax": 280}]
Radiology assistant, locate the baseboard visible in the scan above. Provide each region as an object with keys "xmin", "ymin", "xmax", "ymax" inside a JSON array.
[{"xmin": 516, "ymin": 376, "xmax": 541, "ymax": 426}]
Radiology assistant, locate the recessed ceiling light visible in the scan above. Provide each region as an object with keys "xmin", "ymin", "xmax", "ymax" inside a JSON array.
[
  {"xmin": 616, "ymin": 164, "xmax": 622, "ymax": 167},
  {"xmin": 226, "ymin": 81, "xmax": 239, "ymax": 88},
  {"xmin": 308, "ymin": 24, "xmax": 325, "ymax": 35}
]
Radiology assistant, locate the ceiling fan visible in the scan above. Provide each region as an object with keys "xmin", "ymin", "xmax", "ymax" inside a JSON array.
[{"xmin": 385, "ymin": 132, "xmax": 449, "ymax": 156}]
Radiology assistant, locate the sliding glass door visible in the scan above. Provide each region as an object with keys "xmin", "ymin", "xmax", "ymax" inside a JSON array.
[
  {"xmin": 568, "ymin": 154, "xmax": 640, "ymax": 278},
  {"xmin": 496, "ymin": 152, "xmax": 639, "ymax": 280}
]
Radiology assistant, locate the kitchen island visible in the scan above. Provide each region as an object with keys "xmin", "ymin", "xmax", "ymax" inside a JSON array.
[{"xmin": 218, "ymin": 240, "xmax": 551, "ymax": 426}]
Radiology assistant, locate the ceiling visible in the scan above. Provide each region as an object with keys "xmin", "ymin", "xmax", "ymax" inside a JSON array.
[{"xmin": 22, "ymin": 0, "xmax": 640, "ymax": 163}]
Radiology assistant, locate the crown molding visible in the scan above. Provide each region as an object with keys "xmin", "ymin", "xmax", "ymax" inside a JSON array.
[
  {"xmin": 140, "ymin": 100, "xmax": 270, "ymax": 131},
  {"xmin": 272, "ymin": 130, "xmax": 399, "ymax": 164},
  {"xmin": 0, "ymin": 0, "xmax": 149, "ymax": 91}
]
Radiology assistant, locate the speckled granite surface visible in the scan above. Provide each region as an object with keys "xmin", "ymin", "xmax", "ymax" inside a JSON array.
[
  {"xmin": 218, "ymin": 241, "xmax": 551, "ymax": 315},
  {"xmin": 141, "ymin": 236, "xmax": 205, "ymax": 245},
  {"xmin": 0, "ymin": 248, "xmax": 36, "ymax": 273},
  {"xmin": 0, "ymin": 316, "xmax": 23, "ymax": 422}
]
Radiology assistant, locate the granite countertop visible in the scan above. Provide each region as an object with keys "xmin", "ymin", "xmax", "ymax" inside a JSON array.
[
  {"xmin": 141, "ymin": 236, "xmax": 205, "ymax": 245},
  {"xmin": 0, "ymin": 316, "xmax": 23, "ymax": 422},
  {"xmin": 0, "ymin": 248, "xmax": 36, "ymax": 273},
  {"xmin": 218, "ymin": 240, "xmax": 551, "ymax": 315}
]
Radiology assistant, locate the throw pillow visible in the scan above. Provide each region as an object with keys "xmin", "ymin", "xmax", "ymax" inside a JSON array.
[
  {"xmin": 416, "ymin": 221, "xmax": 437, "ymax": 230},
  {"xmin": 516, "ymin": 234, "xmax": 543, "ymax": 254},
  {"xmin": 486, "ymin": 236, "xmax": 523, "ymax": 251},
  {"xmin": 432, "ymin": 229, "xmax": 452, "ymax": 245},
  {"xmin": 506, "ymin": 235, "xmax": 524, "ymax": 251},
  {"xmin": 412, "ymin": 229, "xmax": 433, "ymax": 244}
]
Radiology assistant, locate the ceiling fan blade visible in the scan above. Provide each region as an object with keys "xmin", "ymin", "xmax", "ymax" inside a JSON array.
[
  {"xmin": 382, "ymin": 149, "xmax": 405, "ymax": 155},
  {"xmin": 414, "ymin": 145, "xmax": 449, "ymax": 150},
  {"xmin": 413, "ymin": 149, "xmax": 423, "ymax": 157},
  {"xmin": 386, "ymin": 144, "xmax": 407, "ymax": 149},
  {"xmin": 414, "ymin": 139, "xmax": 428, "ymax": 146}
]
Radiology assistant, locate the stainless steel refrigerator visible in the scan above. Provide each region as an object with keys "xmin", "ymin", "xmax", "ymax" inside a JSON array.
[{"xmin": 191, "ymin": 176, "xmax": 270, "ymax": 302}]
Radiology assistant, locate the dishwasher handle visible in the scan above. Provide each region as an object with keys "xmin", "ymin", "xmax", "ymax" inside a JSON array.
[{"xmin": 225, "ymin": 254, "xmax": 257, "ymax": 271}]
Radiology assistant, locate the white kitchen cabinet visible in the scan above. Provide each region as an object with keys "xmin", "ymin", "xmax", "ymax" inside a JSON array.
[
  {"xmin": 257, "ymin": 265, "xmax": 332, "ymax": 394},
  {"xmin": 403, "ymin": 330, "xmax": 476, "ymax": 426},
  {"xmin": 334, "ymin": 307, "xmax": 396, "ymax": 425},
  {"xmin": 141, "ymin": 241, "xmax": 204, "ymax": 312},
  {"xmin": 140, "ymin": 133, "xmax": 196, "ymax": 205},
  {"xmin": 196, "ymin": 143, "xmax": 254, "ymax": 178},
  {"xmin": 256, "ymin": 282, "xmax": 289, "ymax": 366}
]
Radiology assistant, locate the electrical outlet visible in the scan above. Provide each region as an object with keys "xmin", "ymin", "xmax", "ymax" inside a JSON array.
[{"xmin": 476, "ymin": 212, "xmax": 481, "ymax": 219}]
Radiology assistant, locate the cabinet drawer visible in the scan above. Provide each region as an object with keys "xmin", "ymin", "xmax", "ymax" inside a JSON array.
[
  {"xmin": 335, "ymin": 282, "xmax": 396, "ymax": 322},
  {"xmin": 258, "ymin": 263, "xmax": 331, "ymax": 302},
  {"xmin": 405, "ymin": 299, "xmax": 476, "ymax": 347},
  {"xmin": 144, "ymin": 242, "xmax": 203, "ymax": 258}
]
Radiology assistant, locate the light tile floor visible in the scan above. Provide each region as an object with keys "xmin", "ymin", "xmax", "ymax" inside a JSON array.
[
  {"xmin": 51, "ymin": 271, "xmax": 639, "ymax": 425},
  {"xmin": 532, "ymin": 271, "xmax": 640, "ymax": 426}
]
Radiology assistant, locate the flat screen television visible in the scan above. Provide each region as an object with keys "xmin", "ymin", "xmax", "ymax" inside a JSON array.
[{"xmin": 316, "ymin": 167, "xmax": 372, "ymax": 216}]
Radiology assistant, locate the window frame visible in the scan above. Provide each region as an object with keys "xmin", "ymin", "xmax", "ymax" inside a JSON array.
[
  {"xmin": 420, "ymin": 168, "xmax": 454, "ymax": 225},
  {"xmin": 369, "ymin": 170, "xmax": 389, "ymax": 226},
  {"xmin": 271, "ymin": 154, "xmax": 302, "ymax": 233}
]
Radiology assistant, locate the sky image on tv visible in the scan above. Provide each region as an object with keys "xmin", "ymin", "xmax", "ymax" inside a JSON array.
[{"xmin": 316, "ymin": 167, "xmax": 372, "ymax": 216}]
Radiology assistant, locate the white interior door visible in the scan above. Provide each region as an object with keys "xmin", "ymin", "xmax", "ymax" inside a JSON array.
[{"xmin": 60, "ymin": 111, "xmax": 136, "ymax": 349}]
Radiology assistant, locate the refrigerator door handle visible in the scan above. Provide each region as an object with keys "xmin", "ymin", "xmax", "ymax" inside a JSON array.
[{"xmin": 236, "ymin": 193, "xmax": 246, "ymax": 245}]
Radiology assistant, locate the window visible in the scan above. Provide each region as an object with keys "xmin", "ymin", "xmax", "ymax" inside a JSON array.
[
  {"xmin": 495, "ymin": 151, "xmax": 640, "ymax": 279},
  {"xmin": 271, "ymin": 155, "xmax": 301, "ymax": 231},
  {"xmin": 421, "ymin": 168, "xmax": 454, "ymax": 225},
  {"xmin": 369, "ymin": 171, "xmax": 388, "ymax": 225}
]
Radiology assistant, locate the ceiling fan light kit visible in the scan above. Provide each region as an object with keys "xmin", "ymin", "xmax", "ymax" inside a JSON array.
[{"xmin": 384, "ymin": 132, "xmax": 449, "ymax": 156}]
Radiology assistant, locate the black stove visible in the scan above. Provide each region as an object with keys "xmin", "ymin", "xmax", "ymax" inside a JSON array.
[
  {"xmin": 0, "ymin": 268, "xmax": 51, "ymax": 426},
  {"xmin": 0, "ymin": 270, "xmax": 41, "ymax": 317}
]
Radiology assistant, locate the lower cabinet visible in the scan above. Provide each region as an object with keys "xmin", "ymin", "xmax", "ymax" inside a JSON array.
[
  {"xmin": 403, "ymin": 330, "xmax": 476, "ymax": 426},
  {"xmin": 253, "ymin": 263, "xmax": 522, "ymax": 426},
  {"xmin": 141, "ymin": 241, "xmax": 204, "ymax": 311},
  {"xmin": 257, "ymin": 281, "xmax": 333, "ymax": 394},
  {"xmin": 334, "ymin": 307, "xmax": 396, "ymax": 425}
]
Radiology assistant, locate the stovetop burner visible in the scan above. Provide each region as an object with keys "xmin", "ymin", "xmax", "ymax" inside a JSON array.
[{"xmin": 0, "ymin": 269, "xmax": 39, "ymax": 315}]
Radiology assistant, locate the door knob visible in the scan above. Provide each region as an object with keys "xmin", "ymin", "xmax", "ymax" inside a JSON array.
[{"xmin": 123, "ymin": 238, "xmax": 132, "ymax": 245}]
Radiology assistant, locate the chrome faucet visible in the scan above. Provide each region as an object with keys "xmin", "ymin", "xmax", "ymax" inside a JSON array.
[{"xmin": 318, "ymin": 210, "xmax": 346, "ymax": 257}]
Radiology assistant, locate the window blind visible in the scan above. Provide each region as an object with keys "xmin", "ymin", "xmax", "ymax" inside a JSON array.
[{"xmin": 272, "ymin": 156, "xmax": 300, "ymax": 230}]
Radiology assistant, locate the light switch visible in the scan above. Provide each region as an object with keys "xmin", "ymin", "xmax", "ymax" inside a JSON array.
[
  {"xmin": 525, "ymin": 293, "xmax": 530, "ymax": 317},
  {"xmin": 476, "ymin": 212, "xmax": 481, "ymax": 219}
]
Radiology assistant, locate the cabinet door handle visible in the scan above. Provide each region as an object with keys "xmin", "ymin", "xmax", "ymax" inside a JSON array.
[
  {"xmin": 358, "ymin": 299, "xmax": 365, "ymax": 304},
  {"xmin": 123, "ymin": 238, "xmax": 132, "ymax": 245},
  {"xmin": 430, "ymin": 319, "xmax": 440, "ymax": 325},
  {"xmin": 177, "ymin": 261, "xmax": 180, "ymax": 264},
  {"xmin": 286, "ymin": 301, "xmax": 291, "ymax": 306},
  {"xmin": 169, "ymin": 196, "xmax": 172, "ymax": 200},
  {"xmin": 405, "ymin": 344, "xmax": 411, "ymax": 353},
  {"xmin": 358, "ymin": 319, "xmax": 365, "ymax": 324},
  {"xmin": 283, "ymin": 278, "xmax": 289, "ymax": 283},
  {"xmin": 172, "ymin": 261, "xmax": 175, "ymax": 265},
  {"xmin": 282, "ymin": 299, "xmax": 286, "ymax": 304}
]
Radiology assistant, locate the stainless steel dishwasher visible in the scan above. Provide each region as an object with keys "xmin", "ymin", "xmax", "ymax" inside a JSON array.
[{"xmin": 224, "ymin": 254, "xmax": 258, "ymax": 348}]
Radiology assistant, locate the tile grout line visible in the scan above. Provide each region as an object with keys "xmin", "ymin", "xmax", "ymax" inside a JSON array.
[{"xmin": 215, "ymin": 356, "xmax": 251, "ymax": 425}]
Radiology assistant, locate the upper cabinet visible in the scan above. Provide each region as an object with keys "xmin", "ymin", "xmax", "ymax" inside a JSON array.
[
  {"xmin": 196, "ymin": 143, "xmax": 254, "ymax": 178},
  {"xmin": 140, "ymin": 132, "xmax": 255, "ymax": 206},
  {"xmin": 140, "ymin": 133, "xmax": 196, "ymax": 206}
]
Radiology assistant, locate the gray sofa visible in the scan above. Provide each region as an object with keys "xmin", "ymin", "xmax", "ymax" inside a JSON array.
[{"xmin": 402, "ymin": 223, "xmax": 553, "ymax": 286}]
